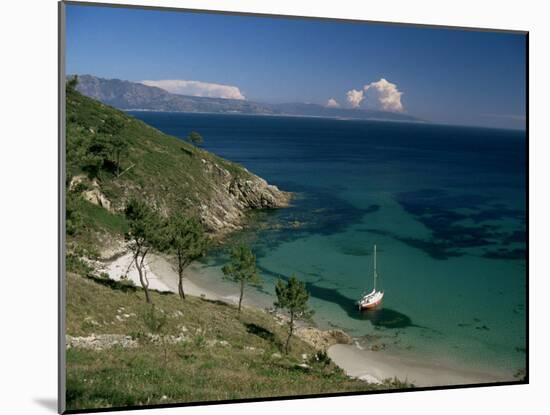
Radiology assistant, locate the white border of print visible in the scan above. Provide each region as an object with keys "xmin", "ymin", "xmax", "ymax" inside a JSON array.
[{"xmin": 2, "ymin": 0, "xmax": 546, "ymax": 414}]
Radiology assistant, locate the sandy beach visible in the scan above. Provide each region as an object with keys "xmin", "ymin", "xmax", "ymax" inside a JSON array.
[
  {"xmin": 98, "ymin": 251, "xmax": 272, "ymax": 309},
  {"xmin": 327, "ymin": 343, "xmax": 514, "ymax": 387},
  {"xmin": 98, "ymin": 250, "xmax": 516, "ymax": 388}
]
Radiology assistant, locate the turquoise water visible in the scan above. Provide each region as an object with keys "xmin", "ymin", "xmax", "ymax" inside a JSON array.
[{"xmin": 130, "ymin": 112, "xmax": 526, "ymax": 377}]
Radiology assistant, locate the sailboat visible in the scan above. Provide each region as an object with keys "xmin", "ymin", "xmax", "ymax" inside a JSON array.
[{"xmin": 357, "ymin": 244, "xmax": 384, "ymax": 310}]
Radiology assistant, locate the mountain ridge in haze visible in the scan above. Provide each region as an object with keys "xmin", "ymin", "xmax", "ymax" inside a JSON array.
[{"xmin": 73, "ymin": 74, "xmax": 423, "ymax": 123}]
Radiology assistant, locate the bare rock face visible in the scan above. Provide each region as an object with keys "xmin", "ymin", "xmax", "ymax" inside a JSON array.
[
  {"xmin": 69, "ymin": 175, "xmax": 113, "ymax": 212},
  {"xmin": 67, "ymin": 158, "xmax": 291, "ymax": 237},
  {"xmin": 295, "ymin": 327, "xmax": 353, "ymax": 351},
  {"xmin": 198, "ymin": 159, "xmax": 291, "ymax": 235},
  {"xmin": 66, "ymin": 334, "xmax": 138, "ymax": 350},
  {"xmin": 82, "ymin": 188, "xmax": 112, "ymax": 211},
  {"xmin": 228, "ymin": 177, "xmax": 290, "ymax": 209}
]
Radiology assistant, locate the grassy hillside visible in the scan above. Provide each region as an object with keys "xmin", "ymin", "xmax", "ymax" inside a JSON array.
[
  {"xmin": 66, "ymin": 271, "xmax": 404, "ymax": 410},
  {"xmin": 66, "ymin": 86, "xmax": 288, "ymax": 256},
  {"xmin": 66, "ymin": 86, "xmax": 247, "ymax": 212}
]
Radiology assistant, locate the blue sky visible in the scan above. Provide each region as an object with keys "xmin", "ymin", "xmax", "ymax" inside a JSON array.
[{"xmin": 66, "ymin": 4, "xmax": 526, "ymax": 129}]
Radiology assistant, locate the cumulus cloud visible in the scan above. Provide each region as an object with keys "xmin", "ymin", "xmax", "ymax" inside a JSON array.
[
  {"xmin": 346, "ymin": 89, "xmax": 364, "ymax": 108},
  {"xmin": 363, "ymin": 78, "xmax": 404, "ymax": 112},
  {"xmin": 141, "ymin": 79, "xmax": 246, "ymax": 100},
  {"xmin": 326, "ymin": 98, "xmax": 341, "ymax": 108}
]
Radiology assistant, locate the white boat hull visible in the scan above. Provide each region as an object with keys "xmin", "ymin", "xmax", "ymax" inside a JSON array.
[{"xmin": 358, "ymin": 290, "xmax": 384, "ymax": 310}]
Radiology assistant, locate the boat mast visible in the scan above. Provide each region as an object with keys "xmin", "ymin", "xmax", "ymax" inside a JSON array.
[{"xmin": 373, "ymin": 244, "xmax": 377, "ymax": 291}]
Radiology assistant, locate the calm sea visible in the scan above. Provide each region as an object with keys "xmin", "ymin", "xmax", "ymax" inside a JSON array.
[{"xmin": 129, "ymin": 111, "xmax": 527, "ymax": 377}]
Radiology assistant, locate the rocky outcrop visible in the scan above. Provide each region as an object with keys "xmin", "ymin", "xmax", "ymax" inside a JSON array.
[
  {"xmin": 82, "ymin": 188, "xmax": 112, "ymax": 211},
  {"xmin": 295, "ymin": 327, "xmax": 353, "ymax": 351},
  {"xmin": 69, "ymin": 175, "xmax": 113, "ymax": 212},
  {"xmin": 66, "ymin": 334, "xmax": 138, "ymax": 350},
  {"xmin": 228, "ymin": 176, "xmax": 289, "ymax": 209},
  {"xmin": 197, "ymin": 158, "xmax": 291, "ymax": 235},
  {"xmin": 68, "ymin": 160, "xmax": 290, "ymax": 237},
  {"xmin": 66, "ymin": 332, "xmax": 192, "ymax": 350}
]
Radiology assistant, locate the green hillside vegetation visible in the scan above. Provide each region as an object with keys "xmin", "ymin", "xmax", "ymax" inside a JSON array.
[
  {"xmin": 66, "ymin": 85, "xmax": 247, "ymax": 252},
  {"xmin": 66, "ymin": 84, "xmax": 246, "ymax": 202},
  {"xmin": 66, "ymin": 272, "xmax": 406, "ymax": 410}
]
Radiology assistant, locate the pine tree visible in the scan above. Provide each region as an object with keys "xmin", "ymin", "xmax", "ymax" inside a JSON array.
[
  {"xmin": 187, "ymin": 131, "xmax": 204, "ymax": 146},
  {"xmin": 167, "ymin": 215, "xmax": 208, "ymax": 301},
  {"xmin": 274, "ymin": 275, "xmax": 312, "ymax": 354},
  {"xmin": 124, "ymin": 199, "xmax": 162, "ymax": 303},
  {"xmin": 222, "ymin": 244, "xmax": 261, "ymax": 315}
]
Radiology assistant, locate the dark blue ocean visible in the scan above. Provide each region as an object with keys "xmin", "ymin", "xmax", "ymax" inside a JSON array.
[{"xmin": 129, "ymin": 111, "xmax": 526, "ymax": 378}]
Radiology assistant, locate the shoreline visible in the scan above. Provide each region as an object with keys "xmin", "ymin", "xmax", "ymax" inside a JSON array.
[
  {"xmin": 97, "ymin": 249, "xmax": 518, "ymax": 388},
  {"xmin": 327, "ymin": 344, "xmax": 513, "ymax": 387}
]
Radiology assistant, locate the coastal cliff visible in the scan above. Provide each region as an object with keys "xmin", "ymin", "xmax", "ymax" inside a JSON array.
[
  {"xmin": 65, "ymin": 87, "xmax": 290, "ymax": 243},
  {"xmin": 195, "ymin": 159, "xmax": 290, "ymax": 234}
]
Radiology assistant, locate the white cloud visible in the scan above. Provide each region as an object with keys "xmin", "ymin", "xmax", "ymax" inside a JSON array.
[
  {"xmin": 363, "ymin": 78, "xmax": 404, "ymax": 112},
  {"xmin": 346, "ymin": 89, "xmax": 364, "ymax": 108},
  {"xmin": 140, "ymin": 79, "xmax": 246, "ymax": 100},
  {"xmin": 326, "ymin": 98, "xmax": 341, "ymax": 108}
]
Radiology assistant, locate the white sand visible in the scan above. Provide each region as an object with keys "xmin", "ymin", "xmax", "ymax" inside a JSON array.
[
  {"xmin": 146, "ymin": 254, "xmax": 222, "ymax": 300},
  {"xmin": 328, "ymin": 343, "xmax": 513, "ymax": 387},
  {"xmin": 98, "ymin": 251, "xmax": 242, "ymax": 306},
  {"xmin": 99, "ymin": 252, "xmax": 171, "ymax": 292},
  {"xmin": 98, "ymin": 250, "xmax": 514, "ymax": 388}
]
